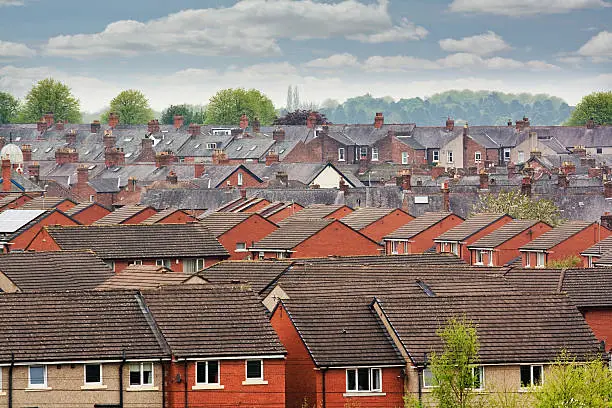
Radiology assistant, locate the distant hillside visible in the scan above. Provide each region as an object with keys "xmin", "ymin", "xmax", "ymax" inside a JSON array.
[{"xmin": 320, "ymin": 90, "xmax": 573, "ymax": 126}]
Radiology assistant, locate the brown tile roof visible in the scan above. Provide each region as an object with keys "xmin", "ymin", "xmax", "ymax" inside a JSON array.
[
  {"xmin": 97, "ymin": 265, "xmax": 189, "ymax": 290},
  {"xmin": 198, "ymin": 212, "xmax": 251, "ymax": 237},
  {"xmin": 278, "ymin": 204, "xmax": 351, "ymax": 224},
  {"xmin": 19, "ymin": 196, "xmax": 76, "ymax": 210},
  {"xmin": 581, "ymin": 235, "xmax": 612, "ymax": 256},
  {"xmin": 256, "ymin": 201, "xmax": 301, "ymax": 218},
  {"xmin": 64, "ymin": 202, "xmax": 106, "ymax": 217},
  {"xmin": 143, "ymin": 286, "xmax": 286, "ymax": 358},
  {"xmin": 281, "ymin": 297, "xmax": 404, "ymax": 366},
  {"xmin": 385, "ymin": 212, "xmax": 460, "ymax": 240},
  {"xmin": 339, "ymin": 207, "xmax": 397, "ymax": 230},
  {"xmin": 0, "ymin": 250, "xmax": 114, "ymax": 292},
  {"xmin": 378, "ymin": 294, "xmax": 601, "ymax": 364},
  {"xmin": 198, "ymin": 260, "xmax": 293, "ymax": 294},
  {"xmin": 520, "ymin": 221, "xmax": 593, "ymax": 250},
  {"xmin": 435, "ymin": 213, "xmax": 508, "ymax": 242},
  {"xmin": 141, "ymin": 208, "xmax": 187, "ymax": 224},
  {"xmin": 45, "ymin": 223, "xmax": 229, "ymax": 259},
  {"xmin": 252, "ymin": 218, "xmax": 334, "ymax": 250},
  {"xmin": 0, "ymin": 193, "xmax": 25, "ymax": 208},
  {"xmin": 94, "ymin": 204, "xmax": 155, "ymax": 225},
  {"xmin": 468, "ymin": 219, "xmax": 541, "ymax": 249},
  {"xmin": 0, "ymin": 290, "xmax": 167, "ymax": 363}
]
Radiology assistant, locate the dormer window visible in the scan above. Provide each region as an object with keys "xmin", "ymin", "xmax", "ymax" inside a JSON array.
[{"xmin": 206, "ymin": 143, "xmax": 217, "ymax": 149}]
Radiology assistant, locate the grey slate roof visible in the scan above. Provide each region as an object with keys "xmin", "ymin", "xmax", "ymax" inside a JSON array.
[
  {"xmin": 435, "ymin": 213, "xmax": 508, "ymax": 242},
  {"xmin": 581, "ymin": 235, "xmax": 612, "ymax": 256},
  {"xmin": 94, "ymin": 205, "xmax": 154, "ymax": 225},
  {"xmin": 340, "ymin": 207, "xmax": 397, "ymax": 230},
  {"xmin": 385, "ymin": 212, "xmax": 459, "ymax": 240},
  {"xmin": 468, "ymin": 219, "xmax": 542, "ymax": 249},
  {"xmin": 252, "ymin": 218, "xmax": 334, "ymax": 250},
  {"xmin": 520, "ymin": 221, "xmax": 593, "ymax": 250},
  {"xmin": 199, "ymin": 212, "xmax": 252, "ymax": 237}
]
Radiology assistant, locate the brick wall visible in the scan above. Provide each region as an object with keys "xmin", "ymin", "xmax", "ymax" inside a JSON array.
[
  {"xmin": 266, "ymin": 204, "xmax": 304, "ymax": 224},
  {"xmin": 119, "ymin": 208, "xmax": 158, "ymax": 224},
  {"xmin": 292, "ymin": 221, "xmax": 382, "ymax": 258},
  {"xmin": 151, "ymin": 211, "xmax": 196, "ymax": 224},
  {"xmin": 583, "ymin": 308, "xmax": 612, "ymax": 351},
  {"xmin": 384, "ymin": 214, "xmax": 463, "ymax": 255},
  {"xmin": 218, "ymin": 215, "xmax": 278, "ymax": 260},
  {"xmin": 464, "ymin": 136, "xmax": 487, "ymax": 171},
  {"xmin": 359, "ymin": 209, "xmax": 414, "ymax": 243},
  {"xmin": 221, "ymin": 169, "xmax": 263, "ymax": 188},
  {"xmin": 70, "ymin": 204, "xmax": 112, "ymax": 225}
]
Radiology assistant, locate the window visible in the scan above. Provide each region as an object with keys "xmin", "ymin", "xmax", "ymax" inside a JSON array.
[
  {"xmin": 433, "ymin": 150, "xmax": 440, "ymax": 162},
  {"xmin": 346, "ymin": 368, "xmax": 382, "ymax": 392},
  {"xmin": 206, "ymin": 143, "xmax": 217, "ymax": 149},
  {"xmin": 520, "ymin": 365, "xmax": 543, "ymax": 388},
  {"xmin": 472, "ymin": 366, "xmax": 484, "ymax": 390},
  {"xmin": 156, "ymin": 259, "xmax": 171, "ymax": 268},
  {"xmin": 106, "ymin": 261, "xmax": 115, "ymax": 272},
  {"xmin": 236, "ymin": 242, "xmax": 247, "ymax": 251},
  {"xmin": 258, "ymin": 252, "xmax": 265, "ymax": 260},
  {"xmin": 451, "ymin": 243, "xmax": 459, "ymax": 256},
  {"xmin": 475, "ymin": 250, "xmax": 484, "ymax": 265},
  {"xmin": 28, "ymin": 365, "xmax": 47, "ymax": 388},
  {"xmin": 587, "ymin": 256, "xmax": 594, "ymax": 268},
  {"xmin": 475, "ymin": 151, "xmax": 482, "ymax": 163},
  {"xmin": 277, "ymin": 251, "xmax": 286, "ymax": 259},
  {"xmin": 130, "ymin": 260, "xmax": 143, "ymax": 266},
  {"xmin": 237, "ymin": 173, "xmax": 243, "ymax": 186},
  {"xmin": 360, "ymin": 146, "xmax": 368, "ymax": 159},
  {"xmin": 401, "ymin": 152, "xmax": 409, "ymax": 164},
  {"xmin": 536, "ymin": 252, "xmax": 545, "ymax": 268},
  {"xmin": 84, "ymin": 364, "xmax": 102, "ymax": 385},
  {"xmin": 518, "ymin": 151, "xmax": 525, "ymax": 163},
  {"xmin": 338, "ymin": 148, "xmax": 345, "ymax": 161},
  {"xmin": 196, "ymin": 361, "xmax": 219, "ymax": 385},
  {"xmin": 488, "ymin": 251, "xmax": 494, "ymax": 266},
  {"xmin": 371, "ymin": 147, "xmax": 379, "ymax": 161},
  {"xmin": 525, "ymin": 253, "xmax": 531, "ymax": 268},
  {"xmin": 447, "ymin": 151, "xmax": 454, "ymax": 163},
  {"xmin": 183, "ymin": 259, "xmax": 205, "ymax": 273},
  {"xmin": 597, "ymin": 147, "xmax": 603, "ymax": 154},
  {"xmin": 246, "ymin": 360, "xmax": 263, "ymax": 381},
  {"xmin": 422, "ymin": 367, "xmax": 435, "ymax": 388},
  {"xmin": 390, "ymin": 241, "xmax": 399, "ymax": 255},
  {"xmin": 129, "ymin": 363, "xmax": 153, "ymax": 387},
  {"xmin": 504, "ymin": 148, "xmax": 511, "ymax": 161}
]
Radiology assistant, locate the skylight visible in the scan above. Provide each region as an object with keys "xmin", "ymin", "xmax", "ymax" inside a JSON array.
[
  {"xmin": 44, "ymin": 147, "xmax": 52, "ymax": 153},
  {"xmin": 249, "ymin": 145, "xmax": 257, "ymax": 151},
  {"xmin": 125, "ymin": 152, "xmax": 133, "ymax": 158},
  {"xmin": 124, "ymin": 137, "xmax": 133, "ymax": 142},
  {"xmin": 236, "ymin": 146, "xmax": 243, "ymax": 151}
]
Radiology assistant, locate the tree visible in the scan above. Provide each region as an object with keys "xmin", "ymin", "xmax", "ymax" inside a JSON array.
[
  {"xmin": 565, "ymin": 91, "xmax": 612, "ymax": 126},
  {"xmin": 104, "ymin": 89, "xmax": 154, "ymax": 125},
  {"xmin": 429, "ymin": 317, "xmax": 480, "ymax": 408},
  {"xmin": 546, "ymin": 255, "xmax": 582, "ymax": 269},
  {"xmin": 472, "ymin": 190, "xmax": 563, "ymax": 226},
  {"xmin": 204, "ymin": 88, "xmax": 276, "ymax": 126},
  {"xmin": 286, "ymin": 85, "xmax": 294, "ymax": 111},
  {"xmin": 0, "ymin": 92, "xmax": 19, "ymax": 124},
  {"xmin": 18, "ymin": 78, "xmax": 81, "ymax": 123},
  {"xmin": 273, "ymin": 109, "xmax": 328, "ymax": 126},
  {"xmin": 160, "ymin": 104, "xmax": 205, "ymax": 125}
]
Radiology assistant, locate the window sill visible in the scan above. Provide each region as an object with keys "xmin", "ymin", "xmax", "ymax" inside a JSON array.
[
  {"xmin": 343, "ymin": 392, "xmax": 386, "ymax": 397},
  {"xmin": 234, "ymin": 249, "xmax": 248, "ymax": 252},
  {"xmin": 81, "ymin": 384, "xmax": 108, "ymax": 390},
  {"xmin": 192, "ymin": 384, "xmax": 225, "ymax": 390},
  {"xmin": 0, "ymin": 392, "xmax": 6, "ymax": 396},
  {"xmin": 242, "ymin": 380, "xmax": 268, "ymax": 386},
  {"xmin": 338, "ymin": 159, "xmax": 345, "ymax": 162},
  {"xmin": 127, "ymin": 386, "xmax": 159, "ymax": 392},
  {"xmin": 25, "ymin": 387, "xmax": 52, "ymax": 392}
]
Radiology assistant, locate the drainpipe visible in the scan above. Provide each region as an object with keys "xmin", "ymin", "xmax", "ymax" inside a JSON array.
[
  {"xmin": 184, "ymin": 360, "xmax": 188, "ymax": 408},
  {"xmin": 417, "ymin": 366, "xmax": 423, "ymax": 404},
  {"xmin": 321, "ymin": 367, "xmax": 327, "ymax": 408},
  {"xmin": 119, "ymin": 350, "xmax": 126, "ymax": 408},
  {"xmin": 8, "ymin": 353, "xmax": 14, "ymax": 408},
  {"xmin": 161, "ymin": 358, "xmax": 166, "ymax": 408}
]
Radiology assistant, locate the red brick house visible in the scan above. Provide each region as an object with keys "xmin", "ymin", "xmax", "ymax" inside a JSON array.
[
  {"xmin": 340, "ymin": 208, "xmax": 414, "ymax": 243},
  {"xmin": 580, "ymin": 235, "xmax": 612, "ymax": 267},
  {"xmin": 200, "ymin": 164, "xmax": 264, "ymax": 189},
  {"xmin": 27, "ymin": 223, "xmax": 229, "ymax": 273},
  {"xmin": 434, "ymin": 213, "xmax": 513, "ymax": 263},
  {"xmin": 199, "ymin": 212, "xmax": 279, "ymax": 260},
  {"xmin": 0, "ymin": 193, "xmax": 32, "ymax": 211},
  {"xmin": 142, "ymin": 208, "xmax": 196, "ymax": 224},
  {"xmin": 520, "ymin": 221, "xmax": 611, "ymax": 268},
  {"xmin": 383, "ymin": 212, "xmax": 464, "ymax": 255},
  {"xmin": 257, "ymin": 201, "xmax": 304, "ymax": 224},
  {"xmin": 94, "ymin": 204, "xmax": 157, "ymax": 225},
  {"xmin": 63, "ymin": 202, "xmax": 112, "ymax": 225},
  {"xmin": 280, "ymin": 204, "xmax": 353, "ymax": 224},
  {"xmin": 0, "ymin": 209, "xmax": 79, "ymax": 252},
  {"xmin": 467, "ymin": 219, "xmax": 553, "ymax": 266},
  {"xmin": 251, "ymin": 218, "xmax": 382, "ymax": 259}
]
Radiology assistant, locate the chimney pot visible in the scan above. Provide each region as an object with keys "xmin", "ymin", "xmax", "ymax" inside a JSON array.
[
  {"xmin": 374, "ymin": 112, "xmax": 384, "ymax": 129},
  {"xmin": 479, "ymin": 170, "xmax": 489, "ymax": 190},
  {"xmin": 91, "ymin": 120, "xmax": 101, "ymax": 133},
  {"xmin": 521, "ymin": 176, "xmax": 532, "ymax": 196},
  {"xmin": 306, "ymin": 112, "xmax": 317, "ymax": 129},
  {"xmin": 239, "ymin": 114, "xmax": 249, "ymax": 130},
  {"xmin": 173, "ymin": 115, "xmax": 184, "ymax": 130},
  {"xmin": 2, "ymin": 159, "xmax": 12, "ymax": 192},
  {"xmin": 188, "ymin": 123, "xmax": 201, "ymax": 137},
  {"xmin": 445, "ymin": 117, "xmax": 454, "ymax": 131},
  {"xmin": 108, "ymin": 112, "xmax": 119, "ymax": 129},
  {"xmin": 272, "ymin": 128, "xmax": 286, "ymax": 142}
]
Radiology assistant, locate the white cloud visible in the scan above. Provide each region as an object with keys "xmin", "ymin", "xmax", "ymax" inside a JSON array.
[
  {"xmin": 0, "ymin": 40, "xmax": 36, "ymax": 58},
  {"xmin": 44, "ymin": 0, "xmax": 425, "ymax": 59},
  {"xmin": 578, "ymin": 31, "xmax": 612, "ymax": 57},
  {"xmin": 449, "ymin": 0, "xmax": 611, "ymax": 16},
  {"xmin": 0, "ymin": 0, "xmax": 24, "ymax": 6},
  {"xmin": 363, "ymin": 55, "xmax": 441, "ymax": 72},
  {"xmin": 304, "ymin": 53, "xmax": 359, "ymax": 68},
  {"xmin": 439, "ymin": 31, "xmax": 510, "ymax": 56}
]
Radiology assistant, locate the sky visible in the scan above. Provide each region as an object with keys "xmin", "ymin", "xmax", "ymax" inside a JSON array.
[{"xmin": 0, "ymin": 0, "xmax": 610, "ymax": 112}]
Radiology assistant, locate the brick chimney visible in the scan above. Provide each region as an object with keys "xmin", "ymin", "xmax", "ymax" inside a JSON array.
[
  {"xmin": 586, "ymin": 118, "xmax": 595, "ymax": 129},
  {"xmin": 173, "ymin": 115, "xmax": 184, "ymax": 130},
  {"xmin": 166, "ymin": 171, "xmax": 178, "ymax": 185},
  {"xmin": 77, "ymin": 164, "xmax": 89, "ymax": 187},
  {"xmin": 37, "ymin": 119, "xmax": 48, "ymax": 133},
  {"xmin": 240, "ymin": 188, "xmax": 247, "ymax": 199},
  {"xmin": 252, "ymin": 117, "xmax": 261, "ymax": 133},
  {"xmin": 374, "ymin": 112, "xmax": 384, "ymax": 129},
  {"xmin": 108, "ymin": 112, "xmax": 119, "ymax": 129},
  {"xmin": 521, "ymin": 176, "xmax": 532, "ymax": 197},
  {"xmin": 581, "ymin": 157, "xmax": 596, "ymax": 167},
  {"xmin": 105, "ymin": 147, "xmax": 125, "ymax": 168},
  {"xmin": 128, "ymin": 177, "xmax": 138, "ymax": 192},
  {"xmin": 239, "ymin": 114, "xmax": 249, "ymax": 130},
  {"xmin": 399, "ymin": 169, "xmax": 411, "ymax": 191},
  {"xmin": 272, "ymin": 128, "xmax": 285, "ymax": 142},
  {"xmin": 91, "ymin": 120, "xmax": 101, "ymax": 133},
  {"xmin": 265, "ymin": 150, "xmax": 279, "ymax": 166},
  {"xmin": 573, "ymin": 146, "xmax": 587, "ymax": 157},
  {"xmin": 276, "ymin": 171, "xmax": 289, "ymax": 186},
  {"xmin": 212, "ymin": 149, "xmax": 229, "ymax": 165},
  {"xmin": 588, "ymin": 167, "xmax": 603, "ymax": 179},
  {"xmin": 188, "ymin": 123, "xmax": 201, "ymax": 137},
  {"xmin": 605, "ymin": 181, "xmax": 612, "ymax": 199},
  {"xmin": 140, "ymin": 137, "xmax": 155, "ymax": 161},
  {"xmin": 65, "ymin": 129, "xmax": 77, "ymax": 145},
  {"xmin": 441, "ymin": 181, "xmax": 450, "ymax": 212},
  {"xmin": 507, "ymin": 119, "xmax": 512, "ymax": 127},
  {"xmin": 43, "ymin": 112, "xmax": 54, "ymax": 127},
  {"xmin": 558, "ymin": 172, "xmax": 569, "ymax": 188},
  {"xmin": 306, "ymin": 112, "xmax": 317, "ymax": 129},
  {"xmin": 103, "ymin": 129, "xmax": 116, "ymax": 150},
  {"xmin": 194, "ymin": 162, "xmax": 205, "ymax": 178},
  {"xmin": 155, "ymin": 151, "xmax": 176, "ymax": 168},
  {"xmin": 431, "ymin": 166, "xmax": 445, "ymax": 179},
  {"xmin": 55, "ymin": 147, "xmax": 78, "ymax": 165},
  {"xmin": 446, "ymin": 117, "xmax": 454, "ymax": 131},
  {"xmin": 479, "ymin": 169, "xmax": 489, "ymax": 190},
  {"xmin": 507, "ymin": 161, "xmax": 516, "ymax": 176},
  {"xmin": 147, "ymin": 119, "xmax": 160, "ymax": 134},
  {"xmin": 2, "ymin": 159, "xmax": 11, "ymax": 192},
  {"xmin": 601, "ymin": 212, "xmax": 612, "ymax": 229},
  {"xmin": 339, "ymin": 178, "xmax": 349, "ymax": 194},
  {"xmin": 515, "ymin": 119, "xmax": 525, "ymax": 131},
  {"xmin": 523, "ymin": 116, "xmax": 530, "ymax": 127},
  {"xmin": 358, "ymin": 157, "xmax": 368, "ymax": 175},
  {"xmin": 21, "ymin": 144, "xmax": 32, "ymax": 162},
  {"xmin": 55, "ymin": 120, "xmax": 64, "ymax": 131},
  {"xmin": 463, "ymin": 123, "xmax": 469, "ymax": 137},
  {"xmin": 561, "ymin": 161, "xmax": 576, "ymax": 175},
  {"xmin": 27, "ymin": 162, "xmax": 40, "ymax": 184}
]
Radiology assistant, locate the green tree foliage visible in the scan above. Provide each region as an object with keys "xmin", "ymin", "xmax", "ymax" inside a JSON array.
[
  {"xmin": 472, "ymin": 191, "xmax": 563, "ymax": 227},
  {"xmin": 274, "ymin": 110, "xmax": 328, "ymax": 125},
  {"xmin": 320, "ymin": 90, "xmax": 572, "ymax": 125},
  {"xmin": 430, "ymin": 317, "xmax": 480, "ymax": 408},
  {"xmin": 18, "ymin": 78, "xmax": 81, "ymax": 123},
  {"xmin": 533, "ymin": 353, "xmax": 612, "ymax": 408},
  {"xmin": 103, "ymin": 90, "xmax": 154, "ymax": 125},
  {"xmin": 546, "ymin": 255, "xmax": 582, "ymax": 269},
  {"xmin": 204, "ymin": 88, "xmax": 276, "ymax": 126},
  {"xmin": 565, "ymin": 91, "xmax": 612, "ymax": 126},
  {"xmin": 160, "ymin": 104, "xmax": 205, "ymax": 125},
  {"xmin": 0, "ymin": 92, "xmax": 19, "ymax": 124}
]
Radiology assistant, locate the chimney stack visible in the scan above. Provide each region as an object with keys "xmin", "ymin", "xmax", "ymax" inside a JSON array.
[
  {"xmin": 194, "ymin": 162, "xmax": 205, "ymax": 179},
  {"xmin": 91, "ymin": 120, "xmax": 101, "ymax": 133},
  {"xmin": 2, "ymin": 159, "xmax": 11, "ymax": 192},
  {"xmin": 147, "ymin": 119, "xmax": 160, "ymax": 134},
  {"xmin": 103, "ymin": 129, "xmax": 116, "ymax": 150},
  {"xmin": 105, "ymin": 147, "xmax": 125, "ymax": 168},
  {"xmin": 55, "ymin": 147, "xmax": 79, "ymax": 165},
  {"xmin": 479, "ymin": 169, "xmax": 489, "ymax": 190},
  {"xmin": 586, "ymin": 118, "xmax": 595, "ymax": 129},
  {"xmin": 265, "ymin": 150, "xmax": 279, "ymax": 166},
  {"xmin": 573, "ymin": 146, "xmax": 586, "ymax": 157},
  {"xmin": 173, "ymin": 115, "xmax": 184, "ymax": 130},
  {"xmin": 139, "ymin": 137, "xmax": 155, "ymax": 162},
  {"xmin": 239, "ymin": 114, "xmax": 249, "ymax": 130},
  {"xmin": 515, "ymin": 119, "xmax": 525, "ymax": 131},
  {"xmin": 561, "ymin": 161, "xmax": 576, "ymax": 175},
  {"xmin": 27, "ymin": 162, "xmax": 40, "ymax": 184},
  {"xmin": 463, "ymin": 123, "xmax": 469, "ymax": 137},
  {"xmin": 65, "ymin": 129, "xmax": 77, "ymax": 145},
  {"xmin": 358, "ymin": 157, "xmax": 368, "ymax": 175},
  {"xmin": 521, "ymin": 176, "xmax": 532, "ymax": 197},
  {"xmin": 188, "ymin": 123, "xmax": 201, "ymax": 137},
  {"xmin": 272, "ymin": 128, "xmax": 286, "ymax": 142},
  {"xmin": 37, "ymin": 118, "xmax": 48, "ymax": 133},
  {"xmin": 108, "ymin": 112, "xmax": 119, "ymax": 129},
  {"xmin": 605, "ymin": 181, "xmax": 612, "ymax": 199},
  {"xmin": 523, "ymin": 116, "xmax": 530, "ymax": 127},
  {"xmin": 252, "ymin": 117, "xmax": 261, "ymax": 133},
  {"xmin": 601, "ymin": 212, "xmax": 612, "ymax": 229},
  {"xmin": 446, "ymin": 117, "xmax": 454, "ymax": 131},
  {"xmin": 21, "ymin": 144, "xmax": 32, "ymax": 162},
  {"xmin": 558, "ymin": 172, "xmax": 569, "ymax": 188},
  {"xmin": 55, "ymin": 120, "xmax": 64, "ymax": 131},
  {"xmin": 398, "ymin": 169, "xmax": 411, "ymax": 191},
  {"xmin": 374, "ymin": 112, "xmax": 384, "ymax": 129},
  {"xmin": 212, "ymin": 149, "xmax": 229, "ymax": 165},
  {"xmin": 155, "ymin": 151, "xmax": 175, "ymax": 168},
  {"xmin": 43, "ymin": 112, "xmax": 54, "ymax": 127},
  {"xmin": 588, "ymin": 167, "xmax": 603, "ymax": 179},
  {"xmin": 240, "ymin": 188, "xmax": 247, "ymax": 199},
  {"xmin": 339, "ymin": 178, "xmax": 349, "ymax": 194},
  {"xmin": 441, "ymin": 181, "xmax": 450, "ymax": 212},
  {"xmin": 276, "ymin": 171, "xmax": 289, "ymax": 186},
  {"xmin": 507, "ymin": 161, "xmax": 516, "ymax": 176},
  {"xmin": 166, "ymin": 171, "xmax": 178, "ymax": 185},
  {"xmin": 306, "ymin": 112, "xmax": 317, "ymax": 129},
  {"xmin": 77, "ymin": 164, "xmax": 89, "ymax": 187}
]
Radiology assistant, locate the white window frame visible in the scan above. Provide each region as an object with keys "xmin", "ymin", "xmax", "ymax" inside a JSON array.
[
  {"xmin": 236, "ymin": 242, "xmax": 247, "ymax": 252},
  {"xmin": 475, "ymin": 250, "xmax": 484, "ymax": 265},
  {"xmin": 536, "ymin": 252, "xmax": 545, "ymax": 268},
  {"xmin": 432, "ymin": 150, "xmax": 440, "ymax": 163},
  {"xmin": 488, "ymin": 250, "xmax": 494, "ymax": 266},
  {"xmin": 504, "ymin": 148, "xmax": 511, "ymax": 161},
  {"xmin": 338, "ymin": 148, "xmax": 345, "ymax": 161},
  {"xmin": 518, "ymin": 151, "xmax": 525, "ymax": 163},
  {"xmin": 475, "ymin": 151, "xmax": 482, "ymax": 163},
  {"xmin": 525, "ymin": 253, "xmax": 531, "ymax": 268},
  {"xmin": 371, "ymin": 147, "xmax": 379, "ymax": 162},
  {"xmin": 106, "ymin": 261, "xmax": 115, "ymax": 272},
  {"xmin": 390, "ymin": 241, "xmax": 399, "ymax": 255},
  {"xmin": 130, "ymin": 260, "xmax": 143, "ymax": 266},
  {"xmin": 237, "ymin": 172, "xmax": 243, "ymax": 186},
  {"xmin": 129, "ymin": 362, "xmax": 154, "ymax": 387},
  {"xmin": 471, "ymin": 366, "xmax": 484, "ymax": 390},
  {"xmin": 451, "ymin": 243, "xmax": 459, "ymax": 256},
  {"xmin": 360, "ymin": 146, "xmax": 368, "ymax": 159},
  {"xmin": 520, "ymin": 365, "xmax": 543, "ymax": 388},
  {"xmin": 28, "ymin": 365, "xmax": 47, "ymax": 389},
  {"xmin": 206, "ymin": 143, "xmax": 217, "ymax": 149},
  {"xmin": 401, "ymin": 152, "xmax": 409, "ymax": 164},
  {"xmin": 156, "ymin": 259, "xmax": 171, "ymax": 268},
  {"xmin": 196, "ymin": 361, "xmax": 220, "ymax": 385},
  {"xmin": 422, "ymin": 367, "xmax": 435, "ymax": 388},
  {"xmin": 447, "ymin": 151, "xmax": 454, "ymax": 163},
  {"xmin": 345, "ymin": 367, "xmax": 382, "ymax": 393},
  {"xmin": 183, "ymin": 258, "xmax": 205, "ymax": 273},
  {"xmin": 84, "ymin": 364, "xmax": 103, "ymax": 386},
  {"xmin": 245, "ymin": 360, "xmax": 263, "ymax": 381},
  {"xmin": 258, "ymin": 252, "xmax": 265, "ymax": 260}
]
